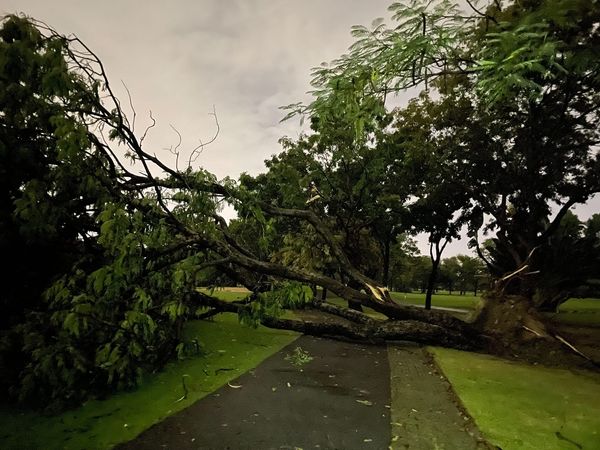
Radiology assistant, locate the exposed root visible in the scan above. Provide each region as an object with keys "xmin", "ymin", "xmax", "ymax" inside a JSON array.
[
  {"xmin": 522, "ymin": 324, "xmax": 597, "ymax": 366},
  {"xmin": 522, "ymin": 325, "xmax": 544, "ymax": 338},
  {"xmin": 554, "ymin": 334, "xmax": 594, "ymax": 363}
]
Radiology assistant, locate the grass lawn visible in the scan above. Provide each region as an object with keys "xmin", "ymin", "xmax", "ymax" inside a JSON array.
[
  {"xmin": 551, "ymin": 313, "xmax": 600, "ymax": 327},
  {"xmin": 0, "ymin": 314, "xmax": 298, "ymax": 450},
  {"xmin": 197, "ymin": 287, "xmax": 250, "ymax": 302},
  {"xmin": 320, "ymin": 290, "xmax": 600, "ymax": 326},
  {"xmin": 391, "ymin": 292, "xmax": 600, "ymax": 326},
  {"xmin": 324, "ymin": 290, "xmax": 480, "ymax": 311},
  {"xmin": 559, "ymin": 297, "xmax": 600, "ymax": 312},
  {"xmin": 543, "ymin": 298, "xmax": 600, "ymax": 327},
  {"xmin": 390, "ymin": 291, "xmax": 481, "ymax": 310},
  {"xmin": 431, "ymin": 347, "xmax": 600, "ymax": 450}
]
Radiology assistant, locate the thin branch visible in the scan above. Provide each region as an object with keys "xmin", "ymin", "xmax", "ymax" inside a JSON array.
[
  {"xmin": 168, "ymin": 124, "xmax": 183, "ymax": 171},
  {"xmin": 464, "ymin": 0, "xmax": 498, "ymax": 25},
  {"xmin": 188, "ymin": 105, "xmax": 220, "ymax": 167},
  {"xmin": 140, "ymin": 110, "xmax": 156, "ymax": 146},
  {"xmin": 121, "ymin": 80, "xmax": 137, "ymax": 132}
]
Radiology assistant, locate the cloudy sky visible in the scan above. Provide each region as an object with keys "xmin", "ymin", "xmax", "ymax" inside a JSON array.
[
  {"xmin": 3, "ymin": 0, "xmax": 394, "ymax": 175},
  {"xmin": 3, "ymin": 0, "xmax": 599, "ymax": 257}
]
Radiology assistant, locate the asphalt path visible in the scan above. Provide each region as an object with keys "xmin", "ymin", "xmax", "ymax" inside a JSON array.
[
  {"xmin": 118, "ymin": 334, "xmax": 493, "ymax": 450},
  {"xmin": 118, "ymin": 336, "xmax": 391, "ymax": 450}
]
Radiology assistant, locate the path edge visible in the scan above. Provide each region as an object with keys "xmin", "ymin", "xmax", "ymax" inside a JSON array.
[{"xmin": 423, "ymin": 347, "xmax": 499, "ymax": 450}]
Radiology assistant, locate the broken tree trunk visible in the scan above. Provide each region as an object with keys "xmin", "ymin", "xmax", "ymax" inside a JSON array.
[{"xmin": 191, "ymin": 292, "xmax": 484, "ymax": 351}]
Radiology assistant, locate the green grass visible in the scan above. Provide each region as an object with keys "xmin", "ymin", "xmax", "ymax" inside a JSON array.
[
  {"xmin": 324, "ymin": 291, "xmax": 478, "ymax": 322},
  {"xmin": 431, "ymin": 347, "xmax": 600, "ymax": 450},
  {"xmin": 208, "ymin": 287, "xmax": 600, "ymax": 317},
  {"xmin": 545, "ymin": 298, "xmax": 600, "ymax": 327},
  {"xmin": 390, "ymin": 291, "xmax": 481, "ymax": 310},
  {"xmin": 559, "ymin": 298, "xmax": 600, "ymax": 312},
  {"xmin": 551, "ymin": 313, "xmax": 600, "ymax": 327},
  {"xmin": 393, "ymin": 292, "xmax": 600, "ymax": 325},
  {"xmin": 0, "ymin": 314, "xmax": 298, "ymax": 450},
  {"xmin": 326, "ymin": 291, "xmax": 600, "ymax": 325},
  {"xmin": 324, "ymin": 290, "xmax": 480, "ymax": 311}
]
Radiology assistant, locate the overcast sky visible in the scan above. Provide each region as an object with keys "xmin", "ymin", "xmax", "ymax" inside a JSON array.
[{"xmin": 3, "ymin": 1, "xmax": 599, "ymax": 257}]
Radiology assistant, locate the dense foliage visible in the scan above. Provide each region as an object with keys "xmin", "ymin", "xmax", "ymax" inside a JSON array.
[{"xmin": 0, "ymin": 16, "xmax": 225, "ymax": 410}]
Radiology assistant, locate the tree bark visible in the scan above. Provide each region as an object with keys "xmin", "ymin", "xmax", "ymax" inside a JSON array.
[
  {"xmin": 425, "ymin": 266, "xmax": 437, "ymax": 310},
  {"xmin": 347, "ymin": 280, "xmax": 364, "ymax": 311}
]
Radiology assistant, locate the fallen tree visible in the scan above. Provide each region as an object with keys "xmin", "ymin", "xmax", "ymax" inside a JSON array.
[{"xmin": 2, "ymin": 1, "xmax": 599, "ymax": 410}]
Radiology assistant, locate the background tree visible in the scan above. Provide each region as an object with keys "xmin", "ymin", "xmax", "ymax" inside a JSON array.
[
  {"xmin": 391, "ymin": 94, "xmax": 472, "ymax": 309},
  {"xmin": 456, "ymin": 255, "xmax": 487, "ymax": 296},
  {"xmin": 531, "ymin": 211, "xmax": 600, "ymax": 311},
  {"xmin": 386, "ymin": 234, "xmax": 420, "ymax": 292},
  {"xmin": 248, "ymin": 87, "xmax": 407, "ymax": 307},
  {"xmin": 440, "ymin": 257, "xmax": 462, "ymax": 295}
]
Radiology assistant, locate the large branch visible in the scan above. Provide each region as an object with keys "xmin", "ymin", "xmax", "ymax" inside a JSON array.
[
  {"xmin": 210, "ymin": 238, "xmax": 372, "ymax": 305},
  {"xmin": 197, "ymin": 230, "xmax": 478, "ymax": 336},
  {"xmin": 260, "ymin": 204, "xmax": 394, "ymax": 303},
  {"xmin": 537, "ymin": 198, "xmax": 578, "ymax": 244},
  {"xmin": 192, "ymin": 292, "xmax": 481, "ymax": 350}
]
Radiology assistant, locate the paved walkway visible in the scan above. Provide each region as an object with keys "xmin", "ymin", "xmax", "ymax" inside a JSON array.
[
  {"xmin": 389, "ymin": 345, "xmax": 490, "ymax": 449},
  {"xmin": 118, "ymin": 336, "xmax": 391, "ymax": 449},
  {"xmin": 118, "ymin": 336, "xmax": 491, "ymax": 449}
]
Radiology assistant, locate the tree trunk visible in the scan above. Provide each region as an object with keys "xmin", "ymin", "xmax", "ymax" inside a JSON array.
[
  {"xmin": 347, "ymin": 280, "xmax": 364, "ymax": 312},
  {"xmin": 425, "ymin": 266, "xmax": 437, "ymax": 310},
  {"xmin": 191, "ymin": 290, "xmax": 597, "ymax": 369},
  {"xmin": 425, "ymin": 238, "xmax": 448, "ymax": 310},
  {"xmin": 321, "ymin": 287, "xmax": 327, "ymax": 301},
  {"xmin": 533, "ymin": 288, "xmax": 570, "ymax": 313},
  {"xmin": 382, "ymin": 237, "xmax": 391, "ymax": 287},
  {"xmin": 425, "ymin": 256, "xmax": 441, "ymax": 310}
]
